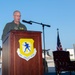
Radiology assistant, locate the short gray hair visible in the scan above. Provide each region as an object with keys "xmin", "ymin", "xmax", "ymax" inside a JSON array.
[{"xmin": 13, "ymin": 10, "xmax": 21, "ymax": 15}]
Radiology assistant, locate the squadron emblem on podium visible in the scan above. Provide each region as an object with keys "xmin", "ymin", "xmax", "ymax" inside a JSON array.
[{"xmin": 17, "ymin": 38, "xmax": 37, "ymax": 61}]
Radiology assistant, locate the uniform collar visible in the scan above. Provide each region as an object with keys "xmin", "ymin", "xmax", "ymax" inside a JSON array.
[{"xmin": 12, "ymin": 20, "xmax": 21, "ymax": 25}]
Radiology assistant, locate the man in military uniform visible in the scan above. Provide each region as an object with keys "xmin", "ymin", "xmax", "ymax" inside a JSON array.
[{"xmin": 2, "ymin": 10, "xmax": 27, "ymax": 40}]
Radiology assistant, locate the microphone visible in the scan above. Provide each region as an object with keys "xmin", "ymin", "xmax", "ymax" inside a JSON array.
[{"xmin": 22, "ymin": 20, "xmax": 32, "ymax": 24}]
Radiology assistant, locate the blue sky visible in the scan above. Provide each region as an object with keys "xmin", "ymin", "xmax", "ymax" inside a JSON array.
[{"xmin": 0, "ymin": 0, "xmax": 75, "ymax": 50}]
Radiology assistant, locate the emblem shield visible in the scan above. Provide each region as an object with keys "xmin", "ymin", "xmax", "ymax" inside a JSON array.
[{"xmin": 17, "ymin": 38, "xmax": 37, "ymax": 61}]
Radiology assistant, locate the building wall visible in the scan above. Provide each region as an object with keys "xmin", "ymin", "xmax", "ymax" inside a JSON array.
[
  {"xmin": 66, "ymin": 49, "xmax": 75, "ymax": 60},
  {"xmin": 73, "ymin": 44, "xmax": 75, "ymax": 59}
]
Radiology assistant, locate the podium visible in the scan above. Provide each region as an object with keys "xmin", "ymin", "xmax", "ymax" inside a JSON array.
[{"xmin": 2, "ymin": 30, "xmax": 44, "ymax": 75}]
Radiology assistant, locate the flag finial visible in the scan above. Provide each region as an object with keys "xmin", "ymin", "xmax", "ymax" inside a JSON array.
[{"xmin": 57, "ymin": 28, "xmax": 59, "ymax": 31}]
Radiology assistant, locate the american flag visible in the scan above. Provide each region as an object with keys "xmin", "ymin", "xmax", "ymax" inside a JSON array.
[{"xmin": 57, "ymin": 29, "xmax": 63, "ymax": 51}]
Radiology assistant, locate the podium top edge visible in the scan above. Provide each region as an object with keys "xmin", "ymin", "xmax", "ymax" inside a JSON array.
[
  {"xmin": 9, "ymin": 30, "xmax": 42, "ymax": 33},
  {"xmin": 2, "ymin": 30, "xmax": 42, "ymax": 43}
]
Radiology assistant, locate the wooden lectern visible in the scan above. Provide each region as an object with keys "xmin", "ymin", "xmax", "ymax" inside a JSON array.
[{"xmin": 2, "ymin": 30, "xmax": 44, "ymax": 75}]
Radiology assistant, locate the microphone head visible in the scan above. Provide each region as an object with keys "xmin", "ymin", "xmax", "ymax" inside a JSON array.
[
  {"xmin": 22, "ymin": 20, "xmax": 32, "ymax": 25},
  {"xmin": 22, "ymin": 20, "xmax": 24, "ymax": 22},
  {"xmin": 22, "ymin": 20, "xmax": 26, "ymax": 22}
]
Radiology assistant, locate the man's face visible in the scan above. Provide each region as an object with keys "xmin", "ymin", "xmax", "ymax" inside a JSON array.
[{"xmin": 13, "ymin": 12, "xmax": 21, "ymax": 22}]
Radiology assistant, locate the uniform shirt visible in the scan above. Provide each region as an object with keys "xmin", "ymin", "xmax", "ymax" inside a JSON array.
[{"xmin": 2, "ymin": 21, "xmax": 27, "ymax": 40}]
